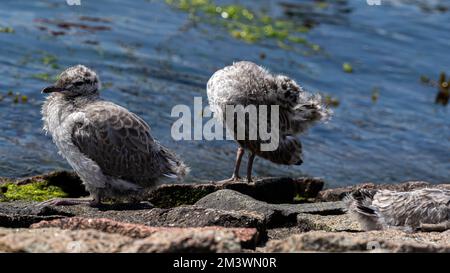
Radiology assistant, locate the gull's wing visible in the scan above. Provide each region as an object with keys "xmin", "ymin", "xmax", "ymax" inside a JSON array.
[
  {"xmin": 71, "ymin": 101, "xmax": 184, "ymax": 185},
  {"xmin": 373, "ymin": 189, "xmax": 450, "ymax": 228}
]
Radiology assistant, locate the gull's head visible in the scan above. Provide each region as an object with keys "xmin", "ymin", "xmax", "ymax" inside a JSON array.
[
  {"xmin": 42, "ymin": 65, "xmax": 101, "ymax": 97},
  {"xmin": 276, "ymin": 75, "xmax": 302, "ymax": 94}
]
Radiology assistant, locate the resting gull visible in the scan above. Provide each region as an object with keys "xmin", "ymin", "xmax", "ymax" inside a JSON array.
[
  {"xmin": 207, "ymin": 61, "xmax": 331, "ymax": 182},
  {"xmin": 41, "ymin": 65, "xmax": 188, "ymax": 206},
  {"xmin": 346, "ymin": 188, "xmax": 450, "ymax": 232}
]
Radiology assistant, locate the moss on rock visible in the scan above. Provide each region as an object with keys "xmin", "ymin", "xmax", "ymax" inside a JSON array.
[
  {"xmin": 0, "ymin": 181, "xmax": 67, "ymax": 202},
  {"xmin": 148, "ymin": 184, "xmax": 217, "ymax": 208},
  {"xmin": 0, "ymin": 171, "xmax": 88, "ymax": 202}
]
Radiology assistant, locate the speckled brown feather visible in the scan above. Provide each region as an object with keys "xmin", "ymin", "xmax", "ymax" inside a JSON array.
[{"xmin": 72, "ymin": 101, "xmax": 187, "ymax": 186}]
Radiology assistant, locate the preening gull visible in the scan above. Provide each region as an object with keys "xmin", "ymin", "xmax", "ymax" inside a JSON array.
[
  {"xmin": 41, "ymin": 65, "xmax": 188, "ymax": 206},
  {"xmin": 207, "ymin": 61, "xmax": 331, "ymax": 182},
  {"xmin": 346, "ymin": 188, "xmax": 450, "ymax": 232}
]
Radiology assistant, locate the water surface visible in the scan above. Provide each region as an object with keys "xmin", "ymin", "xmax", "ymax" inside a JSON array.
[{"xmin": 0, "ymin": 0, "xmax": 449, "ymax": 187}]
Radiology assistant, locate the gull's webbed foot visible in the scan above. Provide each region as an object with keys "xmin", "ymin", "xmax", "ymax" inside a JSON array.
[{"xmin": 217, "ymin": 175, "xmax": 242, "ymax": 185}]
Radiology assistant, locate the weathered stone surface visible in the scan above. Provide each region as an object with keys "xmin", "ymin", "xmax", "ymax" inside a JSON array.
[
  {"xmin": 31, "ymin": 217, "xmax": 158, "ymax": 238},
  {"xmin": 142, "ymin": 206, "xmax": 265, "ymax": 231},
  {"xmin": 0, "ymin": 201, "xmax": 72, "ymax": 228},
  {"xmin": 52, "ymin": 205, "xmax": 265, "ymax": 231},
  {"xmin": 0, "ymin": 202, "xmax": 265, "ymax": 233},
  {"xmin": 122, "ymin": 229, "xmax": 241, "ymax": 253},
  {"xmin": 148, "ymin": 183, "xmax": 218, "ymax": 208},
  {"xmin": 2, "ymin": 171, "xmax": 324, "ymax": 207},
  {"xmin": 263, "ymin": 230, "xmax": 450, "ymax": 253},
  {"xmin": 31, "ymin": 217, "xmax": 260, "ymax": 249},
  {"xmin": 220, "ymin": 177, "xmax": 324, "ymax": 203},
  {"xmin": 0, "ymin": 227, "xmax": 241, "ymax": 253},
  {"xmin": 195, "ymin": 189, "xmax": 346, "ymax": 227},
  {"xmin": 1, "ymin": 174, "xmax": 448, "ymax": 253},
  {"xmin": 122, "ymin": 176, "xmax": 324, "ymax": 207},
  {"xmin": 0, "ymin": 227, "xmax": 131, "ymax": 253},
  {"xmin": 267, "ymin": 227, "xmax": 309, "ymax": 240},
  {"xmin": 318, "ymin": 181, "xmax": 450, "ymax": 202},
  {"xmin": 0, "ymin": 213, "xmax": 65, "ymax": 228},
  {"xmin": 296, "ymin": 213, "xmax": 362, "ymax": 232},
  {"xmin": 266, "ymin": 214, "xmax": 361, "ymax": 241}
]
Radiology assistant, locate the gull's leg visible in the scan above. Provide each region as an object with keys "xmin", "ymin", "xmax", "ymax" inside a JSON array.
[
  {"xmin": 218, "ymin": 147, "xmax": 244, "ymax": 183},
  {"xmin": 246, "ymin": 152, "xmax": 256, "ymax": 183},
  {"xmin": 232, "ymin": 147, "xmax": 245, "ymax": 180},
  {"xmin": 89, "ymin": 194, "xmax": 102, "ymax": 206}
]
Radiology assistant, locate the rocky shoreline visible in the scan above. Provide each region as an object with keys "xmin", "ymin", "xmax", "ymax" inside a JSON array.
[{"xmin": 0, "ymin": 172, "xmax": 449, "ymax": 253}]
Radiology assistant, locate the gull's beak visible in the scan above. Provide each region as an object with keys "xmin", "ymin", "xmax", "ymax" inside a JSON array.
[{"xmin": 41, "ymin": 85, "xmax": 64, "ymax": 94}]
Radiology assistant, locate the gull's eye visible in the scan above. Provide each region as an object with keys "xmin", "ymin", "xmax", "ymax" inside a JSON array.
[{"xmin": 73, "ymin": 81, "xmax": 84, "ymax": 87}]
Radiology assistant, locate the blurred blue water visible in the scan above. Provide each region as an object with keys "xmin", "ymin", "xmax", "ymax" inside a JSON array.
[{"xmin": 0, "ymin": 0, "xmax": 448, "ymax": 187}]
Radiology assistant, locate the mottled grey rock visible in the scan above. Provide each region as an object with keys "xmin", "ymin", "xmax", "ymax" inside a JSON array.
[
  {"xmin": 296, "ymin": 213, "xmax": 362, "ymax": 232},
  {"xmin": 0, "ymin": 201, "xmax": 72, "ymax": 228},
  {"xmin": 0, "ymin": 227, "xmax": 241, "ymax": 253},
  {"xmin": 0, "ymin": 201, "xmax": 265, "ymax": 232},
  {"xmin": 122, "ymin": 229, "xmax": 241, "ymax": 253},
  {"xmin": 2, "ymin": 171, "xmax": 324, "ymax": 207},
  {"xmin": 266, "ymin": 227, "xmax": 309, "ymax": 241},
  {"xmin": 195, "ymin": 189, "xmax": 345, "ymax": 227},
  {"xmin": 266, "ymin": 214, "xmax": 361, "ymax": 241},
  {"xmin": 31, "ymin": 217, "xmax": 260, "ymax": 249},
  {"xmin": 0, "ymin": 213, "xmax": 65, "ymax": 228},
  {"xmin": 0, "ymin": 227, "xmax": 131, "ymax": 253},
  {"xmin": 264, "ymin": 230, "xmax": 450, "ymax": 253},
  {"xmin": 147, "ymin": 183, "xmax": 218, "ymax": 208},
  {"xmin": 142, "ymin": 206, "xmax": 265, "ymax": 231},
  {"xmin": 220, "ymin": 177, "xmax": 324, "ymax": 203},
  {"xmin": 150, "ymin": 176, "xmax": 323, "ymax": 208}
]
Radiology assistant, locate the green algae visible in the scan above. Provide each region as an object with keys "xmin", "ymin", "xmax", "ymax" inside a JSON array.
[
  {"xmin": 0, "ymin": 91, "xmax": 29, "ymax": 104},
  {"xmin": 420, "ymin": 75, "xmax": 431, "ymax": 84},
  {"xmin": 41, "ymin": 53, "xmax": 59, "ymax": 69},
  {"xmin": 420, "ymin": 72, "xmax": 449, "ymax": 106},
  {"xmin": 31, "ymin": 72, "xmax": 58, "ymax": 82},
  {"xmin": 323, "ymin": 94, "xmax": 340, "ymax": 108},
  {"xmin": 293, "ymin": 194, "xmax": 307, "ymax": 203},
  {"xmin": 165, "ymin": 0, "xmax": 319, "ymax": 51},
  {"xmin": 342, "ymin": 62, "xmax": 353, "ymax": 73},
  {"xmin": 22, "ymin": 51, "xmax": 60, "ymax": 83},
  {"xmin": 0, "ymin": 181, "xmax": 68, "ymax": 202},
  {"xmin": 0, "ymin": 26, "xmax": 14, "ymax": 33},
  {"xmin": 371, "ymin": 87, "xmax": 380, "ymax": 103},
  {"xmin": 21, "ymin": 95, "xmax": 28, "ymax": 103},
  {"xmin": 32, "ymin": 72, "xmax": 51, "ymax": 81}
]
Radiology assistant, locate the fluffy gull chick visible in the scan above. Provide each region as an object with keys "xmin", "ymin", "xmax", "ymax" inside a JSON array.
[
  {"xmin": 207, "ymin": 61, "xmax": 331, "ymax": 182},
  {"xmin": 346, "ymin": 188, "xmax": 450, "ymax": 232},
  {"xmin": 41, "ymin": 65, "xmax": 188, "ymax": 206}
]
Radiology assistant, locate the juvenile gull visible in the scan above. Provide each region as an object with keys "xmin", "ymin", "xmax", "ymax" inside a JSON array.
[
  {"xmin": 346, "ymin": 188, "xmax": 450, "ymax": 232},
  {"xmin": 207, "ymin": 61, "xmax": 331, "ymax": 182},
  {"xmin": 41, "ymin": 65, "xmax": 188, "ymax": 206}
]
